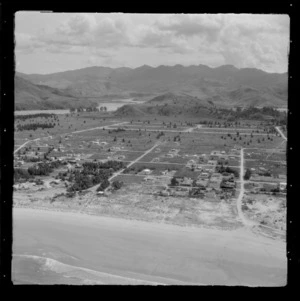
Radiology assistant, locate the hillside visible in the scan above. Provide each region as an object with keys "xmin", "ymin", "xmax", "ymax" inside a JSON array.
[
  {"xmin": 115, "ymin": 91, "xmax": 212, "ymax": 119},
  {"xmin": 14, "ymin": 76, "xmax": 98, "ymax": 110},
  {"xmin": 17, "ymin": 64, "xmax": 288, "ymax": 109}
]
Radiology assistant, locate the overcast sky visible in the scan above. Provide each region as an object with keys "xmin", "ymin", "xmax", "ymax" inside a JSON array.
[{"xmin": 15, "ymin": 12, "xmax": 290, "ymax": 74}]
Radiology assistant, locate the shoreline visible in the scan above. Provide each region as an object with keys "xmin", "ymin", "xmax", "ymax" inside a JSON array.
[
  {"xmin": 13, "ymin": 205, "xmax": 286, "ymax": 249},
  {"xmin": 13, "ymin": 206, "xmax": 287, "ymax": 285}
]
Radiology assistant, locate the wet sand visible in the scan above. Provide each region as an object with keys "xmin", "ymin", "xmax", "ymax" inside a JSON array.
[{"xmin": 12, "ymin": 208, "xmax": 287, "ymax": 286}]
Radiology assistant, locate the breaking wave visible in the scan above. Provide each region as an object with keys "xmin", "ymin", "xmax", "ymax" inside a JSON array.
[{"xmin": 13, "ymin": 254, "xmax": 166, "ymax": 285}]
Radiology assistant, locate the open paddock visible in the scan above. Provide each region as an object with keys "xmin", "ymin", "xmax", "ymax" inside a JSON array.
[
  {"xmin": 122, "ymin": 162, "xmax": 183, "ymax": 175},
  {"xmin": 114, "ymin": 150, "xmax": 146, "ymax": 161},
  {"xmin": 245, "ymin": 160, "xmax": 286, "ymax": 177},
  {"xmin": 112, "ymin": 174, "xmax": 147, "ymax": 185},
  {"xmin": 121, "ymin": 123, "xmax": 190, "ymax": 131},
  {"xmin": 141, "ymin": 151, "xmax": 188, "ymax": 165},
  {"xmin": 226, "ymin": 158, "xmax": 240, "ymax": 166}
]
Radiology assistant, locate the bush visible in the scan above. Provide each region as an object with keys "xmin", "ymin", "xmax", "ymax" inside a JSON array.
[
  {"xmin": 112, "ymin": 180, "xmax": 123, "ymax": 190},
  {"xmin": 14, "ymin": 168, "xmax": 32, "ymax": 182}
]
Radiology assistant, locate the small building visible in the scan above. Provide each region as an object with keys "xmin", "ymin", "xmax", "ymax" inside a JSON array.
[{"xmin": 208, "ymin": 160, "xmax": 218, "ymax": 166}]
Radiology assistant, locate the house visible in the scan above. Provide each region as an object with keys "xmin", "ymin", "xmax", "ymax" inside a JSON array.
[
  {"xmin": 160, "ymin": 190, "xmax": 170, "ymax": 196},
  {"xmin": 222, "ymin": 174, "xmax": 234, "ymax": 181},
  {"xmin": 198, "ymin": 156, "xmax": 208, "ymax": 163},
  {"xmin": 209, "ymin": 180, "xmax": 221, "ymax": 190},
  {"xmin": 140, "ymin": 168, "xmax": 152, "ymax": 175},
  {"xmin": 278, "ymin": 174, "xmax": 287, "ymax": 180},
  {"xmin": 221, "ymin": 181, "xmax": 236, "ymax": 189},
  {"xmin": 178, "ymin": 177, "xmax": 193, "ymax": 186},
  {"xmin": 208, "ymin": 160, "xmax": 218, "ymax": 166},
  {"xmin": 144, "ymin": 176, "xmax": 155, "ymax": 182},
  {"xmin": 279, "ymin": 182, "xmax": 287, "ymax": 191},
  {"xmin": 67, "ymin": 164, "xmax": 75, "ymax": 172},
  {"xmin": 189, "ymin": 188, "xmax": 205, "ymax": 198},
  {"xmin": 195, "ymin": 179, "xmax": 208, "ymax": 188},
  {"xmin": 199, "ymin": 172, "xmax": 209, "ymax": 178}
]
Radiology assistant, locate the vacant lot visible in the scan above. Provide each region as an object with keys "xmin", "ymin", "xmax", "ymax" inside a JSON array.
[{"xmin": 241, "ymin": 194, "xmax": 286, "ymax": 238}]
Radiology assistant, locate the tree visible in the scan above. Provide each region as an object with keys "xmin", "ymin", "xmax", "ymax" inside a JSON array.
[
  {"xmin": 97, "ymin": 179, "xmax": 110, "ymax": 191},
  {"xmin": 170, "ymin": 177, "xmax": 178, "ymax": 186},
  {"xmin": 244, "ymin": 168, "xmax": 252, "ymax": 180}
]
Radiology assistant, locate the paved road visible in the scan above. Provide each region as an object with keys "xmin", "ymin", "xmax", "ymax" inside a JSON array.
[{"xmin": 13, "ymin": 208, "xmax": 286, "ymax": 286}]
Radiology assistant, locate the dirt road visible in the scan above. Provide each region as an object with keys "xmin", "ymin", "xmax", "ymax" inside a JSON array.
[
  {"xmin": 108, "ymin": 142, "xmax": 162, "ymax": 182},
  {"xmin": 14, "ymin": 121, "xmax": 129, "ymax": 154},
  {"xmin": 236, "ymin": 148, "xmax": 257, "ymax": 227},
  {"xmin": 275, "ymin": 126, "xmax": 287, "ymax": 141}
]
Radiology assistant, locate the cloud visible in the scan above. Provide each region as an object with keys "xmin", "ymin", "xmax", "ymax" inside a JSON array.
[
  {"xmin": 16, "ymin": 13, "xmax": 131, "ymax": 56},
  {"xmin": 155, "ymin": 14, "xmax": 223, "ymax": 42},
  {"xmin": 15, "ymin": 13, "xmax": 290, "ymax": 73},
  {"xmin": 15, "ymin": 32, "xmax": 44, "ymax": 53}
]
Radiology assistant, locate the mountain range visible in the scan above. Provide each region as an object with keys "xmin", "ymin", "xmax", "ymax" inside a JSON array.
[{"xmin": 15, "ymin": 64, "xmax": 288, "ymax": 110}]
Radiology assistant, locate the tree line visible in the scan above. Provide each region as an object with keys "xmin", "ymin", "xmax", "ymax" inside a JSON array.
[
  {"xmin": 16, "ymin": 122, "xmax": 56, "ymax": 132},
  {"xmin": 15, "ymin": 113, "xmax": 58, "ymax": 121}
]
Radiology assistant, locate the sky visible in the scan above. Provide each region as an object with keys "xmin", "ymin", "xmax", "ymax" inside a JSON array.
[{"xmin": 15, "ymin": 12, "xmax": 290, "ymax": 74}]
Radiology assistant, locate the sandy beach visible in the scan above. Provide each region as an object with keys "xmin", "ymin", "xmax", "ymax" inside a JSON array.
[{"xmin": 12, "ymin": 207, "xmax": 287, "ymax": 286}]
